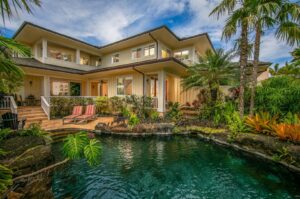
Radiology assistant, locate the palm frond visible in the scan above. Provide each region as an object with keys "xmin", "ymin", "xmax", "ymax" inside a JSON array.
[
  {"xmin": 0, "ymin": 164, "xmax": 12, "ymax": 193},
  {"xmin": 63, "ymin": 132, "xmax": 88, "ymax": 160}
]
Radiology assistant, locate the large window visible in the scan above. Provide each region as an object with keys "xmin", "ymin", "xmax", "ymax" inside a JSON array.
[
  {"xmin": 51, "ymin": 81, "xmax": 69, "ymax": 96},
  {"xmin": 51, "ymin": 80, "xmax": 81, "ymax": 96},
  {"xmin": 117, "ymin": 76, "xmax": 132, "ymax": 96},
  {"xmin": 144, "ymin": 45, "xmax": 155, "ymax": 57},
  {"xmin": 132, "ymin": 48, "xmax": 142, "ymax": 59},
  {"xmin": 174, "ymin": 50, "xmax": 189, "ymax": 61},
  {"xmin": 48, "ymin": 44, "xmax": 74, "ymax": 62},
  {"xmin": 112, "ymin": 54, "xmax": 120, "ymax": 63},
  {"xmin": 161, "ymin": 49, "xmax": 171, "ymax": 58}
]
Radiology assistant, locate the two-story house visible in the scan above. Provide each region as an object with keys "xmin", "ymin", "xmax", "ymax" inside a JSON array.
[{"xmin": 12, "ymin": 22, "xmax": 269, "ymax": 117}]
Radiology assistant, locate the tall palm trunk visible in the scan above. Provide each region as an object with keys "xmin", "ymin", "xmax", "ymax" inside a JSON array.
[
  {"xmin": 249, "ymin": 23, "xmax": 261, "ymax": 116},
  {"xmin": 239, "ymin": 20, "xmax": 249, "ymax": 118}
]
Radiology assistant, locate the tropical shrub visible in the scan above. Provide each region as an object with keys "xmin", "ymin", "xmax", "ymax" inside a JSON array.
[
  {"xmin": 225, "ymin": 111, "xmax": 248, "ymax": 140},
  {"xmin": 150, "ymin": 110, "xmax": 160, "ymax": 122},
  {"xmin": 19, "ymin": 123, "xmax": 46, "ymax": 137},
  {"xmin": 272, "ymin": 124, "xmax": 300, "ymax": 142},
  {"xmin": 165, "ymin": 102, "xmax": 182, "ymax": 122},
  {"xmin": 63, "ymin": 132, "xmax": 102, "ymax": 166},
  {"xmin": 0, "ymin": 164, "xmax": 12, "ymax": 194},
  {"xmin": 245, "ymin": 112, "xmax": 277, "ymax": 135},
  {"xmin": 0, "ymin": 128, "xmax": 12, "ymax": 141},
  {"xmin": 255, "ymin": 76, "xmax": 300, "ymax": 117},
  {"xmin": 121, "ymin": 107, "xmax": 131, "ymax": 118},
  {"xmin": 125, "ymin": 95, "xmax": 153, "ymax": 119},
  {"xmin": 95, "ymin": 96, "xmax": 109, "ymax": 115},
  {"xmin": 128, "ymin": 113, "xmax": 140, "ymax": 128},
  {"xmin": 282, "ymin": 112, "xmax": 300, "ymax": 125},
  {"xmin": 109, "ymin": 96, "xmax": 124, "ymax": 114}
]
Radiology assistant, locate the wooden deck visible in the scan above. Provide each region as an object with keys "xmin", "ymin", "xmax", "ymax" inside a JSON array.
[{"xmin": 40, "ymin": 116, "xmax": 114, "ymax": 131}]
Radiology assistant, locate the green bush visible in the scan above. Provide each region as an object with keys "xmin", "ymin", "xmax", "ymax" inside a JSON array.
[
  {"xmin": 95, "ymin": 96, "xmax": 109, "ymax": 115},
  {"xmin": 150, "ymin": 110, "xmax": 160, "ymax": 122},
  {"xmin": 109, "ymin": 96, "xmax": 124, "ymax": 114},
  {"xmin": 125, "ymin": 95, "xmax": 153, "ymax": 119},
  {"xmin": 0, "ymin": 164, "xmax": 12, "ymax": 194},
  {"xmin": 255, "ymin": 76, "xmax": 300, "ymax": 117},
  {"xmin": 19, "ymin": 123, "xmax": 46, "ymax": 137},
  {"xmin": 165, "ymin": 102, "xmax": 182, "ymax": 122},
  {"xmin": 0, "ymin": 128, "xmax": 12, "ymax": 141},
  {"xmin": 225, "ymin": 111, "xmax": 248, "ymax": 140},
  {"xmin": 128, "ymin": 113, "xmax": 140, "ymax": 128}
]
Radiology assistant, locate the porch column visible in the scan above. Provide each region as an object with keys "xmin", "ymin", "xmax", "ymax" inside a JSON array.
[
  {"xmin": 42, "ymin": 39, "xmax": 47, "ymax": 62},
  {"xmin": 43, "ymin": 76, "xmax": 50, "ymax": 97},
  {"xmin": 86, "ymin": 80, "xmax": 91, "ymax": 96},
  {"xmin": 76, "ymin": 49, "xmax": 80, "ymax": 64},
  {"xmin": 157, "ymin": 70, "xmax": 166, "ymax": 113}
]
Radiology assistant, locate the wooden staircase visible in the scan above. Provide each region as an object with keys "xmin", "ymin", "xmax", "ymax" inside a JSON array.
[{"xmin": 18, "ymin": 106, "xmax": 48, "ymax": 128}]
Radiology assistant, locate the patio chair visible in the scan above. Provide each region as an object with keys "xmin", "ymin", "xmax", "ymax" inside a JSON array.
[
  {"xmin": 62, "ymin": 106, "xmax": 83, "ymax": 124},
  {"xmin": 75, "ymin": 105, "xmax": 96, "ymax": 124},
  {"xmin": 1, "ymin": 112, "xmax": 26, "ymax": 130}
]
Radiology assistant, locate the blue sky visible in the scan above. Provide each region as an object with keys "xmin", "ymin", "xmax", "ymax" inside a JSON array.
[{"xmin": 0, "ymin": 0, "xmax": 296, "ymax": 66}]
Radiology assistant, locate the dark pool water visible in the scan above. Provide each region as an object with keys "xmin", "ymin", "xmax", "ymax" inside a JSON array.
[{"xmin": 52, "ymin": 135, "xmax": 300, "ymax": 199}]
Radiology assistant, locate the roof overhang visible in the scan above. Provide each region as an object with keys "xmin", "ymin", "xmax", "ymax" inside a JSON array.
[{"xmin": 13, "ymin": 22, "xmax": 100, "ymax": 55}]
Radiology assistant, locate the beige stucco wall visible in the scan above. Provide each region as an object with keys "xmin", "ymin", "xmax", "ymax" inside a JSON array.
[
  {"xmin": 23, "ymin": 75, "xmax": 43, "ymax": 98},
  {"xmin": 101, "ymin": 42, "xmax": 157, "ymax": 68}
]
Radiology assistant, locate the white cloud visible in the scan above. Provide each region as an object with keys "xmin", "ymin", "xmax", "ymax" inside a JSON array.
[{"xmin": 0, "ymin": 0, "xmax": 293, "ymax": 64}]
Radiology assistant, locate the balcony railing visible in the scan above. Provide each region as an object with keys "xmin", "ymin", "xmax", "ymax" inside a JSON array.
[{"xmin": 0, "ymin": 96, "xmax": 18, "ymax": 114}]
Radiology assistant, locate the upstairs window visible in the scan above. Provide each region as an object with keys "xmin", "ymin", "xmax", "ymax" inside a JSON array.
[
  {"xmin": 161, "ymin": 49, "xmax": 171, "ymax": 58},
  {"xmin": 80, "ymin": 57, "xmax": 89, "ymax": 65},
  {"xmin": 132, "ymin": 48, "xmax": 142, "ymax": 59},
  {"xmin": 49, "ymin": 49, "xmax": 73, "ymax": 62},
  {"xmin": 174, "ymin": 50, "xmax": 189, "ymax": 61},
  {"xmin": 112, "ymin": 54, "xmax": 120, "ymax": 63},
  {"xmin": 144, "ymin": 45, "xmax": 155, "ymax": 57},
  {"xmin": 117, "ymin": 76, "xmax": 132, "ymax": 96}
]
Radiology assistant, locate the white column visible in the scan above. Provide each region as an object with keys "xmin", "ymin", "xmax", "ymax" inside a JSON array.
[
  {"xmin": 86, "ymin": 80, "xmax": 90, "ymax": 96},
  {"xmin": 43, "ymin": 76, "xmax": 50, "ymax": 97},
  {"xmin": 42, "ymin": 39, "xmax": 47, "ymax": 62},
  {"xmin": 157, "ymin": 70, "xmax": 166, "ymax": 113},
  {"xmin": 76, "ymin": 49, "xmax": 80, "ymax": 64}
]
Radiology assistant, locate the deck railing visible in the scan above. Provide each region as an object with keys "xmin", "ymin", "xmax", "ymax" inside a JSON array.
[
  {"xmin": 0, "ymin": 96, "xmax": 18, "ymax": 114},
  {"xmin": 41, "ymin": 96, "xmax": 50, "ymax": 120}
]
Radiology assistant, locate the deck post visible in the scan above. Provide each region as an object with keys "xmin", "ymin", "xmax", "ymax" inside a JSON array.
[
  {"xmin": 42, "ymin": 39, "xmax": 47, "ymax": 62},
  {"xmin": 43, "ymin": 76, "xmax": 50, "ymax": 97}
]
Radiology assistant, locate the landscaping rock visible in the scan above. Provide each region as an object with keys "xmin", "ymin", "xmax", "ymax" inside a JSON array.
[
  {"xmin": 7, "ymin": 191, "xmax": 24, "ymax": 199},
  {"xmin": 8, "ymin": 145, "xmax": 53, "ymax": 176},
  {"xmin": 0, "ymin": 136, "xmax": 45, "ymax": 160}
]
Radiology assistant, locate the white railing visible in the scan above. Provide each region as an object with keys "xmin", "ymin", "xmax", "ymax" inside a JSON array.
[
  {"xmin": 0, "ymin": 96, "xmax": 18, "ymax": 114},
  {"xmin": 41, "ymin": 96, "xmax": 50, "ymax": 120}
]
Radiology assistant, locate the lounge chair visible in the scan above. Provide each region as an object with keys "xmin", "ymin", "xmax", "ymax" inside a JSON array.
[
  {"xmin": 62, "ymin": 106, "xmax": 83, "ymax": 124},
  {"xmin": 75, "ymin": 105, "xmax": 96, "ymax": 124}
]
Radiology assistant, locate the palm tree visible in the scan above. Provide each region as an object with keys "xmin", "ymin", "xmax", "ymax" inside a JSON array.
[
  {"xmin": 249, "ymin": 0, "xmax": 300, "ymax": 116},
  {"xmin": 0, "ymin": 0, "xmax": 41, "ymax": 23},
  {"xmin": 210, "ymin": 0, "xmax": 251, "ymax": 118},
  {"xmin": 291, "ymin": 47, "xmax": 300, "ymax": 66},
  {"xmin": 0, "ymin": 0, "xmax": 41, "ymax": 84},
  {"xmin": 182, "ymin": 49, "xmax": 237, "ymax": 103}
]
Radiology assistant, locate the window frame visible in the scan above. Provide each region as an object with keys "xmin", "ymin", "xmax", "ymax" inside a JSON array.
[
  {"xmin": 174, "ymin": 50, "xmax": 189, "ymax": 61},
  {"xmin": 144, "ymin": 44, "xmax": 155, "ymax": 57},
  {"xmin": 131, "ymin": 48, "xmax": 142, "ymax": 59},
  {"xmin": 111, "ymin": 53, "xmax": 120, "ymax": 64},
  {"xmin": 116, "ymin": 75, "xmax": 133, "ymax": 96}
]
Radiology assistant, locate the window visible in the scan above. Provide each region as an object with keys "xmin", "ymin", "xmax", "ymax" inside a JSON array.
[
  {"xmin": 117, "ymin": 76, "xmax": 132, "ymax": 95},
  {"xmin": 112, "ymin": 54, "xmax": 120, "ymax": 63},
  {"xmin": 51, "ymin": 81, "xmax": 81, "ymax": 96},
  {"xmin": 144, "ymin": 45, "xmax": 155, "ymax": 57},
  {"xmin": 80, "ymin": 57, "xmax": 89, "ymax": 65},
  {"xmin": 51, "ymin": 81, "xmax": 69, "ymax": 96},
  {"xmin": 48, "ymin": 49, "xmax": 73, "ymax": 62},
  {"xmin": 132, "ymin": 48, "xmax": 142, "ymax": 59},
  {"xmin": 174, "ymin": 50, "xmax": 189, "ymax": 61},
  {"xmin": 161, "ymin": 49, "xmax": 171, "ymax": 58},
  {"xmin": 70, "ymin": 82, "xmax": 81, "ymax": 96}
]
